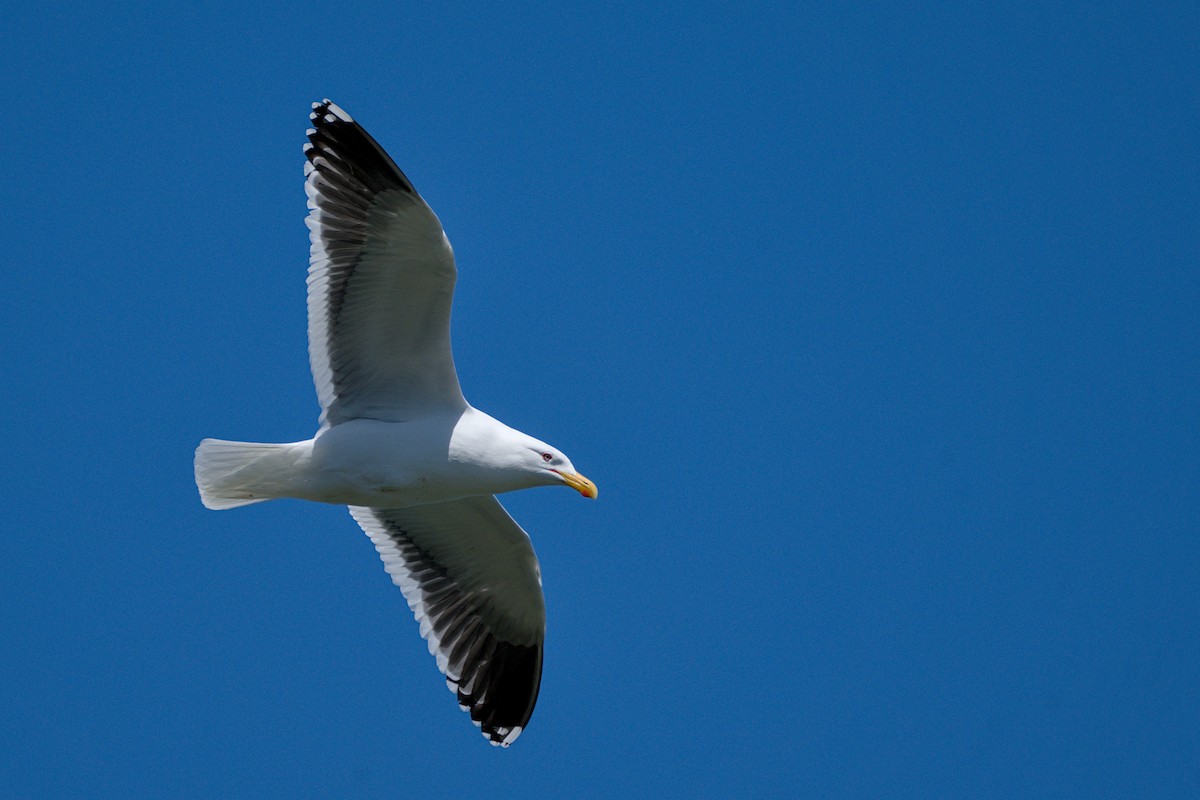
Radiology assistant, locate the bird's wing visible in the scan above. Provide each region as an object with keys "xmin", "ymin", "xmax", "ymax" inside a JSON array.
[
  {"xmin": 305, "ymin": 100, "xmax": 466, "ymax": 427},
  {"xmin": 349, "ymin": 496, "xmax": 546, "ymax": 747}
]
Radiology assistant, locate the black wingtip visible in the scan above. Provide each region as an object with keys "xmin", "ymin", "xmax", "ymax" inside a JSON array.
[
  {"xmin": 304, "ymin": 100, "xmax": 417, "ymax": 195},
  {"xmin": 462, "ymin": 641, "xmax": 543, "ymax": 746},
  {"xmin": 310, "ymin": 99, "xmax": 354, "ymax": 124}
]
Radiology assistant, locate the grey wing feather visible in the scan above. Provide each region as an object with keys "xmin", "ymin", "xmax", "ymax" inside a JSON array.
[
  {"xmin": 349, "ymin": 496, "xmax": 546, "ymax": 747},
  {"xmin": 305, "ymin": 100, "xmax": 466, "ymax": 426}
]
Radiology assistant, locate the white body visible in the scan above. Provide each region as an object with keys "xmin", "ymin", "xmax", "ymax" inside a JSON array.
[{"xmin": 196, "ymin": 409, "xmax": 560, "ymax": 510}]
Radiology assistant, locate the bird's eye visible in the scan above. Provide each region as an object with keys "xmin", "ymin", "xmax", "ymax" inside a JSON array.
[{"xmin": 542, "ymin": 452, "xmax": 553, "ymax": 462}]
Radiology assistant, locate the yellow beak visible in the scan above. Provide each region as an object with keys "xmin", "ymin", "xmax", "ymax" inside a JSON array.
[{"xmin": 556, "ymin": 470, "xmax": 599, "ymax": 499}]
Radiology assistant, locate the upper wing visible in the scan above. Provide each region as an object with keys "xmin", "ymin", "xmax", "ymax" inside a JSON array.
[
  {"xmin": 349, "ymin": 496, "xmax": 547, "ymax": 747},
  {"xmin": 304, "ymin": 100, "xmax": 466, "ymax": 427}
]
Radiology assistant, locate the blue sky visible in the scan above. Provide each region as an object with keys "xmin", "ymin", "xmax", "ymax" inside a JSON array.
[{"xmin": 2, "ymin": 2, "xmax": 1197, "ymax": 797}]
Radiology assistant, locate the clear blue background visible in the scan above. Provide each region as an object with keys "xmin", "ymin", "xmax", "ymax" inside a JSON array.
[{"xmin": 2, "ymin": 2, "xmax": 1197, "ymax": 797}]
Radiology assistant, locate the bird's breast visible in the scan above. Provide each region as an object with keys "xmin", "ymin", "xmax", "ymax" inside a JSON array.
[{"xmin": 301, "ymin": 417, "xmax": 489, "ymax": 507}]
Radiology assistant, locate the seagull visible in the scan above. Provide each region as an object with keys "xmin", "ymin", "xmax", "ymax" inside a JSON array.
[{"xmin": 194, "ymin": 100, "xmax": 597, "ymax": 747}]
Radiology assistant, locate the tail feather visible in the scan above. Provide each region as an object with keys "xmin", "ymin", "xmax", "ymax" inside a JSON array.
[{"xmin": 194, "ymin": 438, "xmax": 295, "ymax": 510}]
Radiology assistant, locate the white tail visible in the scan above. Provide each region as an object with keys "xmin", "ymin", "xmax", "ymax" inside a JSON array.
[{"xmin": 194, "ymin": 438, "xmax": 298, "ymax": 510}]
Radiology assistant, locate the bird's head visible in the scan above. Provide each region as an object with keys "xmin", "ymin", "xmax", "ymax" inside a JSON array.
[
  {"xmin": 452, "ymin": 410, "xmax": 598, "ymax": 499},
  {"xmin": 521, "ymin": 440, "xmax": 598, "ymax": 499}
]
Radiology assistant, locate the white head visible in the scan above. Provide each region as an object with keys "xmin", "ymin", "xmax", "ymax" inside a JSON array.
[
  {"xmin": 515, "ymin": 436, "xmax": 599, "ymax": 498},
  {"xmin": 451, "ymin": 410, "xmax": 598, "ymax": 499}
]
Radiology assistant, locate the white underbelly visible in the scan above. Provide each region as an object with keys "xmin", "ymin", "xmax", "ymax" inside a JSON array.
[
  {"xmin": 295, "ymin": 417, "xmax": 479, "ymax": 508},
  {"xmin": 297, "ymin": 471, "xmax": 471, "ymax": 508}
]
